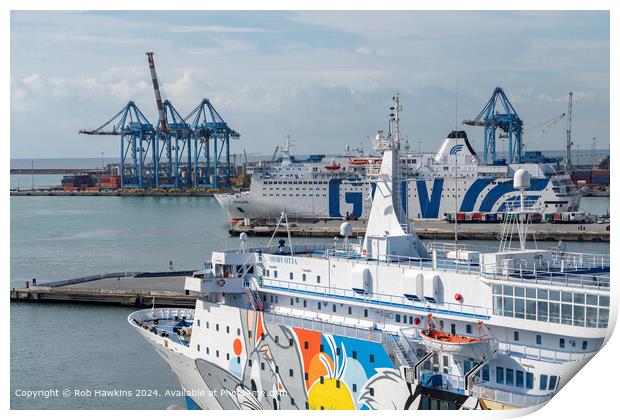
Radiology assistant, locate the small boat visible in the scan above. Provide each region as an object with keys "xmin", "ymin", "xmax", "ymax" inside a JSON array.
[
  {"xmin": 324, "ymin": 163, "xmax": 341, "ymax": 171},
  {"xmin": 419, "ymin": 316, "xmax": 497, "ymax": 359}
]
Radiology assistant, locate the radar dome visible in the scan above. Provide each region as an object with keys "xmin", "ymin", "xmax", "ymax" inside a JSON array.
[
  {"xmin": 239, "ymin": 232, "xmax": 248, "ymax": 241},
  {"xmin": 340, "ymin": 221, "xmax": 353, "ymax": 237},
  {"xmin": 513, "ymin": 169, "xmax": 531, "ymax": 190}
]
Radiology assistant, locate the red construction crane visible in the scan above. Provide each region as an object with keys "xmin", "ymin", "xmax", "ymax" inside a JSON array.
[{"xmin": 146, "ymin": 51, "xmax": 168, "ymax": 133}]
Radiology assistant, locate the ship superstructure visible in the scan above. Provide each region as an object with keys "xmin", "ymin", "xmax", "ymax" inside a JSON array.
[{"xmin": 130, "ymin": 97, "xmax": 609, "ymax": 410}]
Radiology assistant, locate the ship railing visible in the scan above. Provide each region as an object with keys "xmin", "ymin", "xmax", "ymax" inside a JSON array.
[
  {"xmin": 498, "ymin": 342, "xmax": 593, "ymax": 363},
  {"xmin": 480, "ymin": 264, "xmax": 610, "ymax": 290},
  {"xmin": 28, "ymin": 286, "xmax": 197, "ymax": 297},
  {"xmin": 469, "ymin": 384, "xmax": 553, "ymax": 407},
  {"xmin": 262, "ymin": 310, "xmax": 383, "ymax": 343},
  {"xmin": 258, "ymin": 277, "xmax": 492, "ymax": 318}
]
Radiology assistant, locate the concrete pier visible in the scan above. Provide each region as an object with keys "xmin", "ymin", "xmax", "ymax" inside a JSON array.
[
  {"xmin": 229, "ymin": 219, "xmax": 610, "ymax": 242},
  {"xmin": 10, "ymin": 271, "xmax": 199, "ymax": 308}
]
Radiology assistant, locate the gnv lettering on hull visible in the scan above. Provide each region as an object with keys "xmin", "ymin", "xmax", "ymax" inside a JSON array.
[{"xmin": 417, "ymin": 179, "xmax": 444, "ymax": 218}]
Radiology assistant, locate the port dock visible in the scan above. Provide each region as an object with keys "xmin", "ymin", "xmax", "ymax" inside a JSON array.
[
  {"xmin": 10, "ymin": 271, "xmax": 198, "ymax": 308},
  {"xmin": 230, "ymin": 219, "xmax": 610, "ymax": 242}
]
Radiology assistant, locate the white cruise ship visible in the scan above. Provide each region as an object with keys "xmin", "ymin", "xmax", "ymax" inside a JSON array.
[
  {"xmin": 215, "ymin": 112, "xmax": 579, "ymax": 221},
  {"xmin": 130, "ymin": 97, "xmax": 609, "ymax": 410}
]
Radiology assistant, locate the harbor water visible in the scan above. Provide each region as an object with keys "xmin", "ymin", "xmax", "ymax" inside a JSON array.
[{"xmin": 10, "ymin": 190, "xmax": 610, "ymax": 409}]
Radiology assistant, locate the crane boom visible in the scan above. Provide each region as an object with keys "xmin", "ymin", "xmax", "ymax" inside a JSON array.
[{"xmin": 146, "ymin": 52, "xmax": 168, "ymax": 132}]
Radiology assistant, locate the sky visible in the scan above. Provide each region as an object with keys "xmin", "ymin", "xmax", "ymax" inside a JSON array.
[{"xmin": 10, "ymin": 10, "xmax": 610, "ymax": 159}]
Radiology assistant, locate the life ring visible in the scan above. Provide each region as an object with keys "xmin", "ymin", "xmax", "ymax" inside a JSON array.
[{"xmin": 217, "ymin": 279, "xmax": 226, "ymax": 287}]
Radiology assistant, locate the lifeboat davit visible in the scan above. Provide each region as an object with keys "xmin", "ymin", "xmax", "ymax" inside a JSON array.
[{"xmin": 419, "ymin": 316, "xmax": 498, "ymax": 359}]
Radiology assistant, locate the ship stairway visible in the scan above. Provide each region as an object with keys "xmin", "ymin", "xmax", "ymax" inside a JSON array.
[
  {"xmin": 245, "ymin": 278, "xmax": 264, "ymax": 312},
  {"xmin": 390, "ymin": 329, "xmax": 419, "ymax": 368}
]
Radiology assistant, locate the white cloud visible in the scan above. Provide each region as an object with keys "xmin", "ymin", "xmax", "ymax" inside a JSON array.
[{"xmin": 167, "ymin": 25, "xmax": 277, "ymax": 33}]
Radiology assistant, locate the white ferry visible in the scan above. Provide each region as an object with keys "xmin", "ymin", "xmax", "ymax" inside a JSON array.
[
  {"xmin": 215, "ymin": 111, "xmax": 579, "ymax": 221},
  {"xmin": 130, "ymin": 97, "xmax": 609, "ymax": 410}
]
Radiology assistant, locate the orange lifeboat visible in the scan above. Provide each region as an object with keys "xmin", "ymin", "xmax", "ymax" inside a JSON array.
[
  {"xmin": 324, "ymin": 163, "xmax": 341, "ymax": 171},
  {"xmin": 419, "ymin": 315, "xmax": 497, "ymax": 359}
]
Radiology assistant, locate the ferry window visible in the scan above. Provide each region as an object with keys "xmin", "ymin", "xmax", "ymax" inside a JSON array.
[
  {"xmin": 206, "ymin": 347, "xmax": 209, "ymax": 354},
  {"xmin": 248, "ymin": 359, "xmax": 252, "ymax": 367},
  {"xmin": 216, "ymin": 350, "xmax": 219, "ymax": 357},
  {"xmin": 364, "ymin": 309, "xmax": 368, "ymax": 317},
  {"xmin": 275, "ymin": 366, "xmax": 279, "ymax": 373},
  {"xmin": 289, "ymin": 338, "xmax": 294, "ymax": 346},
  {"xmin": 369, "ymin": 388, "xmax": 375, "ymax": 397},
  {"xmin": 336, "ymin": 348, "xmax": 340, "ymax": 356},
  {"xmin": 316, "ymin": 275, "xmax": 321, "ymax": 284},
  {"xmin": 197, "ymin": 319, "xmax": 200, "ymax": 327},
  {"xmin": 526, "ymin": 288, "xmax": 536, "ymax": 299},
  {"xmin": 451, "ymin": 324, "xmax": 456, "ymax": 335},
  {"xmin": 249, "ymin": 331, "xmax": 252, "ymax": 338},
  {"xmin": 206, "ymin": 321, "xmax": 209, "ymax": 328},
  {"xmin": 302, "ymin": 274, "xmax": 306, "ymax": 282},
  {"xmin": 548, "ymin": 375, "xmax": 558, "ymax": 390},
  {"xmin": 275, "ymin": 296, "xmax": 278, "ymax": 303},
  {"xmin": 305, "ymin": 402, "xmax": 309, "ymax": 409},
  {"xmin": 237, "ymin": 328, "xmax": 240, "ymax": 336},
  {"xmin": 539, "ymin": 374, "xmax": 548, "ymax": 390},
  {"xmin": 514, "ymin": 287, "xmax": 524, "ymax": 297},
  {"xmin": 304, "ymin": 341, "xmax": 309, "ymax": 349},
  {"xmin": 506, "ymin": 369, "xmax": 514, "ymax": 386},
  {"xmin": 352, "ymin": 384, "xmax": 357, "ymax": 392},
  {"xmin": 600, "ymin": 296, "xmax": 610, "ymax": 307},
  {"xmin": 582, "ymin": 340, "xmax": 588, "ymax": 350},
  {"xmin": 561, "ymin": 291, "xmax": 572, "ymax": 303},
  {"xmin": 226, "ymin": 326, "xmax": 230, "ymax": 334},
  {"xmin": 197, "ymin": 344, "xmax": 200, "ymax": 352},
  {"xmin": 332, "ymin": 304, "xmax": 336, "ymax": 313},
  {"xmin": 274, "ymin": 271, "xmax": 278, "ymax": 278},
  {"xmin": 482, "ymin": 365, "xmax": 490, "ymax": 381},
  {"xmin": 266, "ymin": 270, "xmax": 270, "ymax": 277},
  {"xmin": 513, "ymin": 331, "xmax": 519, "ymax": 341},
  {"xmin": 409, "ymin": 316, "xmax": 414, "ymax": 325},
  {"xmin": 275, "ymin": 336, "xmax": 279, "ymax": 343},
  {"xmin": 261, "ymin": 362, "xmax": 265, "ymax": 370},
  {"xmin": 290, "ymin": 298, "xmax": 294, "ymax": 306},
  {"xmin": 304, "ymin": 372, "xmax": 308, "ymax": 380},
  {"xmin": 561, "ymin": 304, "xmax": 572, "ymax": 325},
  {"xmin": 537, "ymin": 289, "xmax": 548, "ymax": 300},
  {"xmin": 549, "ymin": 302, "xmax": 560, "ymax": 323},
  {"xmin": 559, "ymin": 338, "xmax": 565, "ymax": 348},
  {"xmin": 370, "ymin": 354, "xmax": 375, "ymax": 363},
  {"xmin": 395, "ymin": 314, "xmax": 401, "ymax": 323},
  {"xmin": 226, "ymin": 353, "xmax": 230, "ymax": 361},
  {"xmin": 526, "ymin": 372, "xmax": 534, "ymax": 389},
  {"xmin": 574, "ymin": 293, "xmax": 585, "ymax": 304},
  {"xmin": 586, "ymin": 307, "xmax": 597, "ymax": 327},
  {"xmin": 574, "ymin": 305, "xmax": 585, "ymax": 327},
  {"xmin": 515, "ymin": 299, "xmax": 525, "ymax": 319},
  {"xmin": 537, "ymin": 301, "xmax": 548, "ymax": 322},
  {"xmin": 216, "ymin": 324, "xmax": 219, "ymax": 331},
  {"xmin": 320, "ymin": 376, "xmax": 324, "ymax": 384},
  {"xmin": 320, "ymin": 344, "xmax": 324, "ymax": 352},
  {"xmin": 303, "ymin": 300, "xmax": 307, "ymax": 308},
  {"xmin": 503, "ymin": 297, "xmax": 514, "ymax": 317},
  {"xmin": 348, "ymin": 307, "xmax": 352, "ymax": 315},
  {"xmin": 290, "ymin": 272, "xmax": 293, "ymax": 280},
  {"xmin": 516, "ymin": 371, "xmax": 524, "ymax": 388},
  {"xmin": 291, "ymin": 397, "xmax": 295, "ymax": 405},
  {"xmin": 318, "ymin": 302, "xmax": 321, "ymax": 310},
  {"xmin": 536, "ymin": 335, "xmax": 542, "ymax": 345},
  {"xmin": 549, "ymin": 290, "xmax": 560, "ymax": 301},
  {"xmin": 352, "ymin": 351, "xmax": 358, "ymax": 360},
  {"xmin": 466, "ymin": 325, "xmax": 472, "ymax": 334},
  {"xmin": 599, "ymin": 308, "xmax": 609, "ymax": 328},
  {"xmin": 336, "ymin": 380, "xmax": 341, "ymax": 389}
]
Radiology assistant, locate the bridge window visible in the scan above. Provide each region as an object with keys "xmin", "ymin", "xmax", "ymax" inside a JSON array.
[
  {"xmin": 526, "ymin": 372, "xmax": 534, "ymax": 389},
  {"xmin": 496, "ymin": 367, "xmax": 504, "ymax": 384},
  {"xmin": 513, "ymin": 331, "xmax": 519, "ymax": 341},
  {"xmin": 395, "ymin": 314, "xmax": 401, "ymax": 323},
  {"xmin": 582, "ymin": 340, "xmax": 588, "ymax": 350},
  {"xmin": 539, "ymin": 374, "xmax": 548, "ymax": 390},
  {"xmin": 506, "ymin": 368, "xmax": 514, "ymax": 386},
  {"xmin": 536, "ymin": 335, "xmax": 542, "ymax": 345},
  {"xmin": 548, "ymin": 375, "xmax": 558, "ymax": 390},
  {"xmin": 516, "ymin": 371, "xmax": 524, "ymax": 388},
  {"xmin": 559, "ymin": 338, "xmax": 565, "ymax": 348}
]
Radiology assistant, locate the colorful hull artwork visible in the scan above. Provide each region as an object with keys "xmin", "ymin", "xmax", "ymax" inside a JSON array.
[{"xmin": 187, "ymin": 309, "xmax": 490, "ymax": 410}]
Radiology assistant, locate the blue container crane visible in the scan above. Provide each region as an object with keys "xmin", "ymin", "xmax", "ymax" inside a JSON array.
[
  {"xmin": 185, "ymin": 98, "xmax": 240, "ymax": 188},
  {"xmin": 79, "ymin": 101, "xmax": 156, "ymax": 188},
  {"xmin": 463, "ymin": 87, "xmax": 523, "ymax": 165}
]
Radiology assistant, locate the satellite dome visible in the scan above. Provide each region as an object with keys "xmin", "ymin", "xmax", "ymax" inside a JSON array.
[
  {"xmin": 340, "ymin": 221, "xmax": 353, "ymax": 237},
  {"xmin": 513, "ymin": 169, "xmax": 531, "ymax": 190},
  {"xmin": 239, "ymin": 232, "xmax": 248, "ymax": 242}
]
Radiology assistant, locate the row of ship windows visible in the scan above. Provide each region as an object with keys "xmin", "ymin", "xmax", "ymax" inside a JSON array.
[
  {"xmin": 264, "ymin": 181, "xmax": 329, "ymax": 185},
  {"xmin": 263, "ymin": 194, "xmax": 328, "ymax": 197},
  {"xmin": 262, "ymin": 187, "xmax": 328, "ymax": 191},
  {"xmin": 492, "ymin": 286, "xmax": 609, "ymax": 328},
  {"xmin": 465, "ymin": 362, "xmax": 559, "ymax": 392},
  {"xmin": 265, "ymin": 270, "xmax": 321, "ymax": 283}
]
